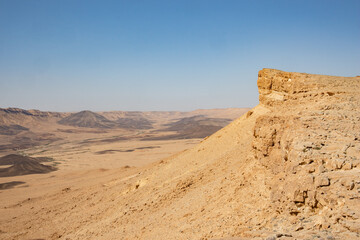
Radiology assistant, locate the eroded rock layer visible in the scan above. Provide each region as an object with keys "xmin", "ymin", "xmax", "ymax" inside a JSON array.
[{"xmin": 252, "ymin": 69, "xmax": 360, "ymax": 238}]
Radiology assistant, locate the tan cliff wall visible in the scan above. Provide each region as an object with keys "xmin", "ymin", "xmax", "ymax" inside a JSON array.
[{"xmin": 252, "ymin": 69, "xmax": 360, "ymax": 234}]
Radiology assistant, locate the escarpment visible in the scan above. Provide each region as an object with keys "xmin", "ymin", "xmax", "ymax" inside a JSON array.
[{"xmin": 252, "ymin": 69, "xmax": 360, "ymax": 237}]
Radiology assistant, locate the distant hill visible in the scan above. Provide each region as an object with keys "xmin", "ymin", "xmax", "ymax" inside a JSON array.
[
  {"xmin": 0, "ymin": 107, "xmax": 64, "ymax": 125},
  {"xmin": 58, "ymin": 110, "xmax": 154, "ymax": 129},
  {"xmin": 0, "ymin": 124, "xmax": 29, "ymax": 135},
  {"xmin": 0, "ymin": 107, "xmax": 248, "ymax": 132},
  {"xmin": 0, "ymin": 107, "xmax": 249, "ymax": 151},
  {"xmin": 58, "ymin": 110, "xmax": 117, "ymax": 129},
  {"xmin": 116, "ymin": 117, "xmax": 153, "ymax": 129},
  {"xmin": 0, "ymin": 154, "xmax": 56, "ymax": 177},
  {"xmin": 161, "ymin": 115, "xmax": 231, "ymax": 138},
  {"xmin": 0, "ymin": 108, "xmax": 63, "ymax": 117}
]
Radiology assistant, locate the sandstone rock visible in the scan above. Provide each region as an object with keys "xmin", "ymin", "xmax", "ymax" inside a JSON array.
[
  {"xmin": 325, "ymin": 159, "xmax": 344, "ymax": 170},
  {"xmin": 294, "ymin": 224, "xmax": 304, "ymax": 231},
  {"xmin": 342, "ymin": 220, "xmax": 360, "ymax": 233},
  {"xmin": 348, "ymin": 181, "xmax": 355, "ymax": 190},
  {"xmin": 293, "ymin": 189, "xmax": 305, "ymax": 204},
  {"xmin": 307, "ymin": 190, "xmax": 318, "ymax": 208},
  {"xmin": 317, "ymin": 165, "xmax": 326, "ymax": 173},
  {"xmin": 342, "ymin": 161, "xmax": 353, "ymax": 170},
  {"xmin": 313, "ymin": 216, "xmax": 330, "ymax": 230},
  {"xmin": 316, "ymin": 176, "xmax": 330, "ymax": 187},
  {"xmin": 276, "ymin": 233, "xmax": 292, "ymax": 238},
  {"xmin": 340, "ymin": 179, "xmax": 355, "ymax": 190},
  {"xmin": 265, "ymin": 236, "xmax": 276, "ymax": 240}
]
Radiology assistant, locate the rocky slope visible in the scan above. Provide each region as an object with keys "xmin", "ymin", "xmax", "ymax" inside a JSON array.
[{"xmin": 0, "ymin": 69, "xmax": 359, "ymax": 239}]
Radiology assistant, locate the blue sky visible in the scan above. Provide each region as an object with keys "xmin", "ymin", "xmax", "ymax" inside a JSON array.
[{"xmin": 0, "ymin": 0, "xmax": 359, "ymax": 112}]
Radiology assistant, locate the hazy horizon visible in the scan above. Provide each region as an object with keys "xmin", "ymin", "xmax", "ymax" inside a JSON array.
[
  {"xmin": 0, "ymin": 106, "xmax": 252, "ymax": 113},
  {"xmin": 1, "ymin": 0, "xmax": 359, "ymax": 112}
]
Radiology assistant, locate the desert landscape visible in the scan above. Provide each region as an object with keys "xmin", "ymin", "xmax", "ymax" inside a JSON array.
[
  {"xmin": 0, "ymin": 107, "xmax": 248, "ymax": 206},
  {"xmin": 0, "ymin": 69, "xmax": 359, "ymax": 239},
  {"xmin": 1, "ymin": 1, "xmax": 359, "ymax": 239}
]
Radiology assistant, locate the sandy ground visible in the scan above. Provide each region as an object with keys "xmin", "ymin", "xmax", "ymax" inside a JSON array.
[{"xmin": 0, "ymin": 135, "xmax": 200, "ymax": 208}]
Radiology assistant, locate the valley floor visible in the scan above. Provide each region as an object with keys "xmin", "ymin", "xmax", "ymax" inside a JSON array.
[{"xmin": 0, "ymin": 135, "xmax": 200, "ymax": 208}]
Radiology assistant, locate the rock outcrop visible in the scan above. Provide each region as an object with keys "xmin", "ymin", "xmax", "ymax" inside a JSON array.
[{"xmin": 251, "ymin": 69, "xmax": 360, "ymax": 238}]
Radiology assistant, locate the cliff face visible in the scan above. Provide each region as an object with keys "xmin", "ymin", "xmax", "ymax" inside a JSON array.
[{"xmin": 253, "ymin": 69, "xmax": 360, "ymax": 236}]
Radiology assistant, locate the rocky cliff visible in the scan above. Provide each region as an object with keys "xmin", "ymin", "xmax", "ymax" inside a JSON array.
[{"xmin": 252, "ymin": 69, "xmax": 360, "ymax": 238}]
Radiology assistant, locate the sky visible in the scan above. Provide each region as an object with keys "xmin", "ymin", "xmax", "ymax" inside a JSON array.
[{"xmin": 0, "ymin": 0, "xmax": 359, "ymax": 112}]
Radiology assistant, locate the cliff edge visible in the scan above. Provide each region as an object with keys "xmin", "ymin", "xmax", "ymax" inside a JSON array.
[{"xmin": 252, "ymin": 69, "xmax": 360, "ymax": 238}]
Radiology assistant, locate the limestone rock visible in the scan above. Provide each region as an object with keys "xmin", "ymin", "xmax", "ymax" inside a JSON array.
[{"xmin": 316, "ymin": 176, "xmax": 331, "ymax": 187}]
